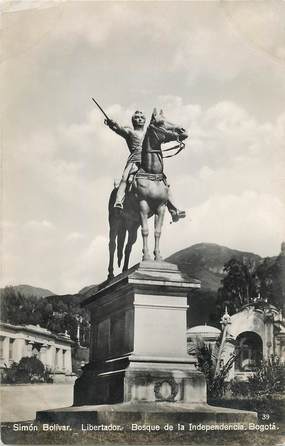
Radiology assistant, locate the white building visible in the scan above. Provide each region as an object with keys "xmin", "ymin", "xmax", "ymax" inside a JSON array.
[
  {"xmin": 0, "ymin": 322, "xmax": 75, "ymax": 382},
  {"xmin": 186, "ymin": 303, "xmax": 285, "ymax": 381},
  {"xmin": 187, "ymin": 324, "xmax": 222, "ymax": 361},
  {"xmin": 228, "ymin": 303, "xmax": 285, "ymax": 380}
]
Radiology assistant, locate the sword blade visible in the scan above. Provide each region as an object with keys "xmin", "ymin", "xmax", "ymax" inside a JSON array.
[{"xmin": 91, "ymin": 98, "xmax": 110, "ymax": 120}]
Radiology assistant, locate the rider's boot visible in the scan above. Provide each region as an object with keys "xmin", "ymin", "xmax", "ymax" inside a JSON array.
[
  {"xmin": 168, "ymin": 208, "xmax": 186, "ymax": 223},
  {"xmin": 114, "ymin": 179, "xmax": 127, "ymax": 210},
  {"xmin": 167, "ymin": 187, "xmax": 186, "ymax": 223}
]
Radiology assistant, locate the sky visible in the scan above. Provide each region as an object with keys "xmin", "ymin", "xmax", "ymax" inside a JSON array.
[{"xmin": 1, "ymin": 0, "xmax": 285, "ymax": 294}]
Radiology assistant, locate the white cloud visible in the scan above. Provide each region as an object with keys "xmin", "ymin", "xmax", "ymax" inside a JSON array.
[
  {"xmin": 0, "ymin": 222, "xmax": 109, "ymax": 294},
  {"xmin": 60, "ymin": 235, "xmax": 110, "ymax": 292},
  {"xmin": 25, "ymin": 220, "xmax": 55, "ymax": 230},
  {"xmin": 65, "ymin": 232, "xmax": 85, "ymax": 242}
]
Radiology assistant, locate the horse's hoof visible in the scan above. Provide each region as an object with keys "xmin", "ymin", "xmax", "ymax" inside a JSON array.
[
  {"xmin": 107, "ymin": 273, "xmax": 114, "ymax": 281},
  {"xmin": 154, "ymin": 255, "xmax": 163, "ymax": 262},
  {"xmin": 142, "ymin": 255, "xmax": 151, "ymax": 261}
]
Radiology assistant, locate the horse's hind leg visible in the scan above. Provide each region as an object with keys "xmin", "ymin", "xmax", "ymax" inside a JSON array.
[
  {"xmin": 140, "ymin": 200, "xmax": 151, "ymax": 261},
  {"xmin": 108, "ymin": 228, "xmax": 117, "ymax": 280},
  {"xmin": 123, "ymin": 223, "xmax": 139, "ymax": 271},
  {"xmin": 154, "ymin": 204, "xmax": 166, "ymax": 261},
  {"xmin": 108, "ymin": 219, "xmax": 120, "ymax": 280}
]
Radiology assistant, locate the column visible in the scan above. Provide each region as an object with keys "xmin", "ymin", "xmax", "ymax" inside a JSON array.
[
  {"xmin": 39, "ymin": 344, "xmax": 48, "ymax": 366},
  {"xmin": 8, "ymin": 338, "xmax": 15, "ymax": 363},
  {"xmin": 56, "ymin": 349, "xmax": 63, "ymax": 371},
  {"xmin": 48, "ymin": 345, "xmax": 56, "ymax": 371},
  {"xmin": 45, "ymin": 345, "xmax": 53, "ymax": 369},
  {"xmin": 26, "ymin": 341, "xmax": 34, "ymax": 358},
  {"xmin": 13, "ymin": 338, "xmax": 26, "ymax": 363},
  {"xmin": 64, "ymin": 347, "xmax": 72, "ymax": 373},
  {"xmin": 264, "ymin": 321, "xmax": 274, "ymax": 360},
  {"xmin": 221, "ymin": 338, "xmax": 236, "ymax": 381},
  {"xmin": 3, "ymin": 337, "xmax": 10, "ymax": 364}
]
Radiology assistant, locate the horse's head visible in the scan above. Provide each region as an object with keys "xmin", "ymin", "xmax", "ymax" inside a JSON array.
[
  {"xmin": 141, "ymin": 108, "xmax": 188, "ymax": 174},
  {"xmin": 149, "ymin": 108, "xmax": 188, "ymax": 143}
]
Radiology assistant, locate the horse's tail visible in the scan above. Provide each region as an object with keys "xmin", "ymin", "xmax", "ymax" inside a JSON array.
[
  {"xmin": 117, "ymin": 225, "xmax": 127, "ymax": 267},
  {"xmin": 108, "ymin": 187, "xmax": 118, "ymax": 222}
]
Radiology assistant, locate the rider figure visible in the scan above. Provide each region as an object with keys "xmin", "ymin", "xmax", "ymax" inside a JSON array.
[{"xmin": 106, "ymin": 111, "xmax": 186, "ymax": 223}]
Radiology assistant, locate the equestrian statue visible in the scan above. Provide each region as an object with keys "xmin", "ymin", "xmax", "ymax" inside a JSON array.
[{"xmin": 92, "ymin": 100, "xmax": 188, "ymax": 279}]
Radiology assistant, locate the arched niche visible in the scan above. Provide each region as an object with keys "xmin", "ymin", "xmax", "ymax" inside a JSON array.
[{"xmin": 235, "ymin": 331, "xmax": 263, "ymax": 372}]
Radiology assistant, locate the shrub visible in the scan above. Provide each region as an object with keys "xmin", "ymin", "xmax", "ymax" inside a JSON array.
[
  {"xmin": 1, "ymin": 357, "xmax": 53, "ymax": 384},
  {"xmin": 190, "ymin": 337, "xmax": 238, "ymax": 398},
  {"xmin": 18, "ymin": 356, "xmax": 45, "ymax": 380},
  {"xmin": 229, "ymin": 379, "xmax": 250, "ymax": 397},
  {"xmin": 1, "ymin": 362, "xmax": 19, "ymax": 384},
  {"xmin": 247, "ymin": 356, "xmax": 285, "ymax": 397},
  {"xmin": 230, "ymin": 356, "xmax": 285, "ymax": 398}
]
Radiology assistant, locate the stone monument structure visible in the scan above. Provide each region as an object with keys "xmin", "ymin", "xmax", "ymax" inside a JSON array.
[
  {"xmin": 37, "ymin": 261, "xmax": 256, "ymax": 426},
  {"xmin": 74, "ymin": 261, "xmax": 204, "ymax": 407},
  {"xmin": 37, "ymin": 107, "xmax": 257, "ymax": 426}
]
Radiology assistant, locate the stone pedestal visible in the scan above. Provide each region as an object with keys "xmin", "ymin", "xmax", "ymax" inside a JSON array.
[
  {"xmin": 74, "ymin": 261, "xmax": 205, "ymax": 406},
  {"xmin": 37, "ymin": 261, "xmax": 257, "ymax": 426}
]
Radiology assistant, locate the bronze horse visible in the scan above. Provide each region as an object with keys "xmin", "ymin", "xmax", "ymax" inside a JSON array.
[{"xmin": 107, "ymin": 109, "xmax": 188, "ymax": 279}]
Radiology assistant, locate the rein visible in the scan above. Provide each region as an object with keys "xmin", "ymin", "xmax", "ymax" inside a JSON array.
[
  {"xmin": 147, "ymin": 124, "xmax": 186, "ymax": 159},
  {"xmin": 161, "ymin": 139, "xmax": 185, "ymax": 159},
  {"xmin": 147, "ymin": 137, "xmax": 185, "ymax": 159}
]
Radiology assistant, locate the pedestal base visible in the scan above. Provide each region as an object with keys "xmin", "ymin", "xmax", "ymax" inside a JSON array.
[
  {"xmin": 37, "ymin": 401, "xmax": 257, "ymax": 427},
  {"xmin": 74, "ymin": 360, "xmax": 206, "ymax": 406}
]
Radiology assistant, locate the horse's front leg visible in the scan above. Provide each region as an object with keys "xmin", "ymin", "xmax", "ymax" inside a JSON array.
[
  {"xmin": 154, "ymin": 204, "xmax": 166, "ymax": 261},
  {"xmin": 139, "ymin": 200, "xmax": 151, "ymax": 261}
]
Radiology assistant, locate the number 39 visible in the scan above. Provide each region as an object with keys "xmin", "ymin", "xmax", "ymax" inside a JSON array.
[{"xmin": 261, "ymin": 414, "xmax": 270, "ymax": 420}]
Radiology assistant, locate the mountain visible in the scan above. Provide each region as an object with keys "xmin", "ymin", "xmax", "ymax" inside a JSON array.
[
  {"xmin": 0, "ymin": 284, "xmax": 55, "ymax": 299},
  {"xmin": 166, "ymin": 242, "xmax": 262, "ymax": 292},
  {"xmin": 78, "ymin": 284, "xmax": 99, "ymax": 296}
]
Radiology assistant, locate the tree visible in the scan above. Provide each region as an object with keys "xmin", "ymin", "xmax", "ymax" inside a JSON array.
[
  {"xmin": 255, "ymin": 255, "xmax": 285, "ymax": 313},
  {"xmin": 0, "ymin": 287, "xmax": 37, "ymax": 325},
  {"xmin": 0, "ymin": 287, "xmax": 91, "ymax": 346},
  {"xmin": 216, "ymin": 258, "xmax": 258, "ymax": 315}
]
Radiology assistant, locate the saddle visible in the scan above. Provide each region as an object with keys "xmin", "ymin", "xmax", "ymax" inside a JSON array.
[{"xmin": 132, "ymin": 168, "xmax": 167, "ymax": 184}]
